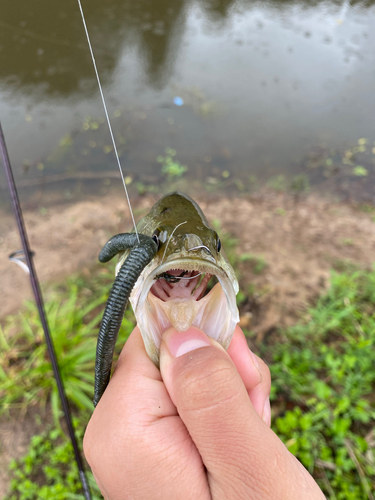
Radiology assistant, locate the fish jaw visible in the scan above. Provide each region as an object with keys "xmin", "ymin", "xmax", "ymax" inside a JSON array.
[{"xmin": 126, "ymin": 256, "xmax": 239, "ymax": 366}]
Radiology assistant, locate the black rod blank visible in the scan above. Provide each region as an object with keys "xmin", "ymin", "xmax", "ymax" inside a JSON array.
[{"xmin": 0, "ymin": 122, "xmax": 92, "ymax": 500}]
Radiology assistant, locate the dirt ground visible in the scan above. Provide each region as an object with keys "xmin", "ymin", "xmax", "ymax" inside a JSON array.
[
  {"xmin": 1, "ymin": 189, "xmax": 375, "ymax": 496},
  {"xmin": 1, "ymin": 189, "xmax": 375, "ymax": 329}
]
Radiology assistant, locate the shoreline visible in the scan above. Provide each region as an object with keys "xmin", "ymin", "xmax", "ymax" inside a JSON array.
[
  {"xmin": 1, "ymin": 188, "xmax": 375, "ymax": 497},
  {"xmin": 1, "ymin": 189, "xmax": 374, "ymax": 335}
]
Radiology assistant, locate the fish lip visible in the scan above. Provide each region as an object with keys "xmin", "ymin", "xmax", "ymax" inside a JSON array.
[
  {"xmin": 130, "ymin": 255, "xmax": 240, "ymax": 366},
  {"xmin": 138, "ymin": 257, "xmax": 237, "ymax": 306},
  {"xmin": 150, "ymin": 256, "xmax": 224, "ymax": 278}
]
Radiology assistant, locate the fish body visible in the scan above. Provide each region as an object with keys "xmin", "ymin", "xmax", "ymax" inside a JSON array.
[{"xmin": 116, "ymin": 191, "xmax": 239, "ymax": 365}]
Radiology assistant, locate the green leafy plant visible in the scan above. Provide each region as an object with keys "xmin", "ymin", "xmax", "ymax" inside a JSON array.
[
  {"xmin": 267, "ymin": 174, "xmax": 288, "ymax": 191},
  {"xmin": 359, "ymin": 204, "xmax": 375, "ymax": 214},
  {"xmin": 3, "ymin": 228, "xmax": 375, "ymax": 500},
  {"xmin": 275, "ymin": 207, "xmax": 286, "ymax": 216},
  {"xmin": 268, "ymin": 269, "xmax": 375, "ymax": 499},
  {"xmin": 157, "ymin": 148, "xmax": 188, "ymax": 181},
  {"xmin": 352, "ymin": 166, "xmax": 368, "ymax": 177},
  {"xmin": 0, "ymin": 274, "xmax": 135, "ymax": 422},
  {"xmin": 290, "ymin": 174, "xmax": 310, "ymax": 194},
  {"xmin": 5, "ymin": 422, "xmax": 103, "ymax": 500}
]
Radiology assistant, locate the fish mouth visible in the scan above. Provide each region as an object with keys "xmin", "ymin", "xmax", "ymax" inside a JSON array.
[{"xmin": 129, "ymin": 257, "xmax": 239, "ymax": 366}]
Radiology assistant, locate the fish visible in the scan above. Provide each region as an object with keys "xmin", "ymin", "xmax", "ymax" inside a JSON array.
[{"xmin": 94, "ymin": 191, "xmax": 239, "ymax": 406}]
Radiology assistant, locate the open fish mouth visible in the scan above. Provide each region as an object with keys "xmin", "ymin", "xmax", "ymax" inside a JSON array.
[
  {"xmin": 129, "ymin": 257, "xmax": 239, "ymax": 365},
  {"xmin": 94, "ymin": 192, "xmax": 240, "ymax": 406}
]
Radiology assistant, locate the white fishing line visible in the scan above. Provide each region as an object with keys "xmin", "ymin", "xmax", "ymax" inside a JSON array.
[
  {"xmin": 77, "ymin": 0, "xmax": 139, "ymax": 243},
  {"xmin": 161, "ymin": 221, "xmax": 187, "ymax": 263},
  {"xmin": 174, "ymin": 273, "xmax": 203, "ymax": 280}
]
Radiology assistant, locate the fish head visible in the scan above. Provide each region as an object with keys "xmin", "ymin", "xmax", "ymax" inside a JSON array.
[{"xmin": 117, "ymin": 192, "xmax": 239, "ymax": 365}]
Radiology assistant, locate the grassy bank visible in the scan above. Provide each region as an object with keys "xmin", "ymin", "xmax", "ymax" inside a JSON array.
[
  {"xmin": 266, "ymin": 269, "xmax": 375, "ymax": 499},
  {"xmin": 1, "ymin": 256, "xmax": 374, "ymax": 498}
]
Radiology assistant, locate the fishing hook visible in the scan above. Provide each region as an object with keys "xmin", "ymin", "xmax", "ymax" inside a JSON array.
[
  {"xmin": 155, "ymin": 271, "xmax": 203, "ymax": 283},
  {"xmin": 188, "ymin": 244, "xmax": 213, "ymax": 255},
  {"xmin": 8, "ymin": 249, "xmax": 35, "ymax": 274}
]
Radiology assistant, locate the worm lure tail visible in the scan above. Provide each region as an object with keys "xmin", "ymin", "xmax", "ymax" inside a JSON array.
[{"xmin": 94, "ymin": 233, "xmax": 158, "ymax": 407}]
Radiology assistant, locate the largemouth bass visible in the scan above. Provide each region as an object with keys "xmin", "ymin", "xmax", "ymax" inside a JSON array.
[{"xmin": 94, "ymin": 191, "xmax": 239, "ymax": 405}]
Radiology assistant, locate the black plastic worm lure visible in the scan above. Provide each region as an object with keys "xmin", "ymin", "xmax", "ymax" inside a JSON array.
[{"xmin": 94, "ymin": 233, "xmax": 158, "ymax": 407}]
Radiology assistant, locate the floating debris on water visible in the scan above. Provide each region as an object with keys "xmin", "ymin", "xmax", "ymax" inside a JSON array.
[{"xmin": 352, "ymin": 166, "xmax": 368, "ymax": 177}]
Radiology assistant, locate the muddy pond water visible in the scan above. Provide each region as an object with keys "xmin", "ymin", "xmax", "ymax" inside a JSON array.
[{"xmin": 1, "ymin": 0, "xmax": 375, "ymax": 211}]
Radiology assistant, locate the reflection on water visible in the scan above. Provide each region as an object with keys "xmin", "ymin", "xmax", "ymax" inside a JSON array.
[
  {"xmin": 0, "ymin": 0, "xmax": 189, "ymax": 96},
  {"xmin": 1, "ymin": 0, "xmax": 375, "ymax": 207}
]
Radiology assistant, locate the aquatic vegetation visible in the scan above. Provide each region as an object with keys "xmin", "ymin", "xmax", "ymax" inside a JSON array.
[
  {"xmin": 46, "ymin": 134, "xmax": 73, "ymax": 164},
  {"xmin": 302, "ymin": 137, "xmax": 374, "ymax": 192},
  {"xmin": 157, "ymin": 148, "xmax": 188, "ymax": 181},
  {"xmin": 265, "ymin": 174, "xmax": 310, "ymax": 194},
  {"xmin": 352, "ymin": 166, "xmax": 368, "ymax": 177},
  {"xmin": 134, "ymin": 181, "xmax": 159, "ymax": 196},
  {"xmin": 82, "ymin": 115, "xmax": 103, "ymax": 131},
  {"xmin": 267, "ymin": 174, "xmax": 288, "ymax": 191},
  {"xmin": 290, "ymin": 174, "xmax": 310, "ymax": 194}
]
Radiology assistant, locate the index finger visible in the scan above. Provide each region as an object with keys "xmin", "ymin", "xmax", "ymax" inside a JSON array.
[
  {"xmin": 228, "ymin": 325, "xmax": 271, "ymax": 423},
  {"xmin": 95, "ymin": 326, "xmax": 177, "ymax": 420}
]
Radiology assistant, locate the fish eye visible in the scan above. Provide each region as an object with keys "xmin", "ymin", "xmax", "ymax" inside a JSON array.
[
  {"xmin": 152, "ymin": 229, "xmax": 161, "ymax": 249},
  {"xmin": 217, "ymin": 237, "xmax": 221, "ymax": 253}
]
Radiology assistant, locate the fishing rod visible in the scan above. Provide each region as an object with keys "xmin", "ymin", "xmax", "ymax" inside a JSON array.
[{"xmin": 0, "ymin": 122, "xmax": 92, "ymax": 500}]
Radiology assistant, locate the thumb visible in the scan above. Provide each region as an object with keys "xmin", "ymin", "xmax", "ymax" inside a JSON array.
[{"xmin": 160, "ymin": 326, "xmax": 325, "ymax": 500}]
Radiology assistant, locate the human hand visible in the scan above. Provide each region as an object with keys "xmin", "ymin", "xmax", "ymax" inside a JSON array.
[{"xmin": 84, "ymin": 325, "xmax": 325, "ymax": 499}]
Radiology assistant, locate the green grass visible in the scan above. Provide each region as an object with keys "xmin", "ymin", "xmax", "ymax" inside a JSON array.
[
  {"xmin": 266, "ymin": 174, "xmax": 310, "ymax": 194},
  {"xmin": 1, "ymin": 267, "xmax": 136, "ymax": 499},
  {"xmin": 1, "ymin": 236, "xmax": 375, "ymax": 499},
  {"xmin": 267, "ymin": 174, "xmax": 288, "ymax": 191},
  {"xmin": 266, "ymin": 269, "xmax": 375, "ymax": 499},
  {"xmin": 5, "ymin": 421, "xmax": 102, "ymax": 500},
  {"xmin": 0, "ymin": 269, "xmax": 135, "ymax": 423}
]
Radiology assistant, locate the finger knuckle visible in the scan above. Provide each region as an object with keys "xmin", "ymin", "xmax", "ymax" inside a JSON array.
[
  {"xmin": 260, "ymin": 359, "xmax": 271, "ymax": 387},
  {"xmin": 177, "ymin": 349, "xmax": 241, "ymax": 412}
]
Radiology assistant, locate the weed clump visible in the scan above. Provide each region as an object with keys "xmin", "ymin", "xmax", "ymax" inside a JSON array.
[
  {"xmin": 268, "ymin": 269, "xmax": 375, "ymax": 499},
  {"xmin": 1, "ymin": 249, "xmax": 375, "ymax": 498},
  {"xmin": 157, "ymin": 148, "xmax": 188, "ymax": 181},
  {"xmin": 5, "ymin": 424, "xmax": 102, "ymax": 500},
  {"xmin": 0, "ymin": 272, "xmax": 135, "ymax": 423}
]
